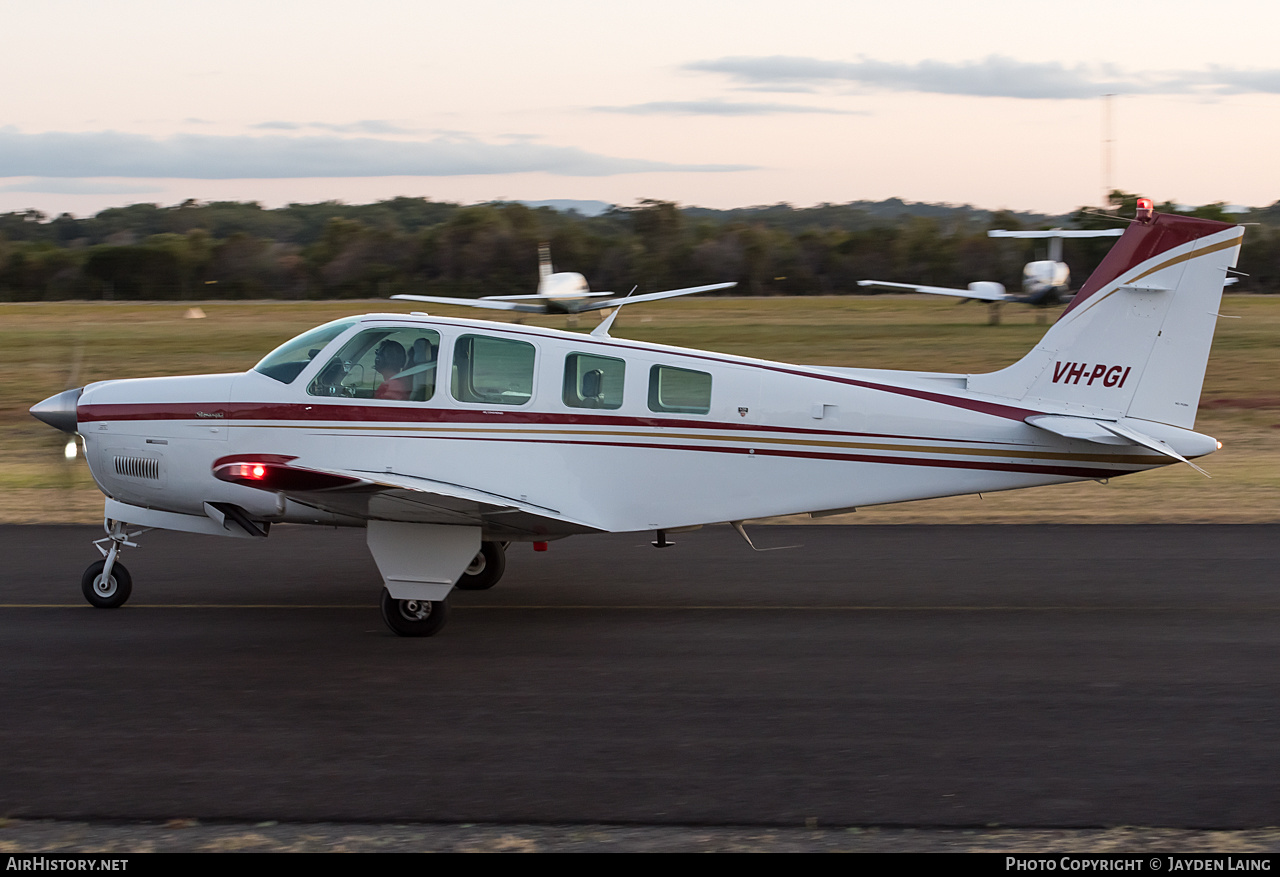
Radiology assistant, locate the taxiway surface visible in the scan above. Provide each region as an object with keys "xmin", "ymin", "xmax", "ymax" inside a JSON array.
[{"xmin": 3, "ymin": 523, "xmax": 1278, "ymax": 827}]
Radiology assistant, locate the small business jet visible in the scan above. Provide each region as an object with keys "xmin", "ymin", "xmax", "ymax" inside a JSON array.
[
  {"xmin": 392, "ymin": 241, "xmax": 736, "ymax": 315},
  {"xmin": 858, "ymin": 227, "xmax": 1125, "ymax": 307},
  {"xmin": 31, "ymin": 200, "xmax": 1242, "ymax": 637}
]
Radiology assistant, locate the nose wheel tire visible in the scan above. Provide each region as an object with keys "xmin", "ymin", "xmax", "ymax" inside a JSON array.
[
  {"xmin": 454, "ymin": 541, "xmax": 506, "ymax": 591},
  {"xmin": 380, "ymin": 588, "xmax": 450, "ymax": 637},
  {"xmin": 81, "ymin": 559, "xmax": 133, "ymax": 609}
]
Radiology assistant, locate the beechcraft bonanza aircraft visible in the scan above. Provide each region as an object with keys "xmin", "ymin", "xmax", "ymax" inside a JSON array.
[
  {"xmin": 390, "ymin": 241, "xmax": 736, "ymax": 316},
  {"xmin": 31, "ymin": 201, "xmax": 1242, "ymax": 636},
  {"xmin": 859, "ymin": 227, "xmax": 1126, "ymax": 307}
]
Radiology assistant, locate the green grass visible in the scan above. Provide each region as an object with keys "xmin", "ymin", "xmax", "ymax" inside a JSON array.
[{"xmin": 4, "ymin": 296, "xmax": 1277, "ymax": 523}]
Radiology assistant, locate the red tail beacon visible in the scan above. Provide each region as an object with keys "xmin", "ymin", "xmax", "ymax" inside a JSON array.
[{"xmin": 1135, "ymin": 197, "xmax": 1155, "ymax": 223}]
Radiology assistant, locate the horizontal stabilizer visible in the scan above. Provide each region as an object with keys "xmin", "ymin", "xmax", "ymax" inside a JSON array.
[
  {"xmin": 1025, "ymin": 415, "xmax": 1210, "ymax": 476},
  {"xmin": 1024, "ymin": 414, "xmax": 1130, "ymax": 444},
  {"xmin": 1098, "ymin": 421, "xmax": 1210, "ymax": 477}
]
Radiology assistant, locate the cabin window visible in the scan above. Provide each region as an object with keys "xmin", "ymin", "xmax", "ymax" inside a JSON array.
[
  {"xmin": 253, "ymin": 318, "xmax": 358, "ymax": 384},
  {"xmin": 307, "ymin": 326, "xmax": 440, "ymax": 401},
  {"xmin": 451, "ymin": 334, "xmax": 536, "ymax": 405},
  {"xmin": 648, "ymin": 365, "xmax": 712, "ymax": 414},
  {"xmin": 563, "ymin": 353, "xmax": 625, "ymax": 410}
]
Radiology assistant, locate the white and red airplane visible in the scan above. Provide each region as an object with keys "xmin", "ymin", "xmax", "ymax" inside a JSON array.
[
  {"xmin": 30, "ymin": 201, "xmax": 1242, "ymax": 636},
  {"xmin": 859, "ymin": 227, "xmax": 1126, "ymax": 307},
  {"xmin": 392, "ymin": 241, "xmax": 736, "ymax": 316}
]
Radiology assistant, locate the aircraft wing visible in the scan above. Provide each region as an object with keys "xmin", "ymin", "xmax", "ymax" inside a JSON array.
[
  {"xmin": 480, "ymin": 292, "xmax": 615, "ymax": 302},
  {"xmin": 214, "ymin": 456, "xmax": 606, "ymax": 538},
  {"xmin": 388, "ymin": 294, "xmax": 550, "ymax": 314},
  {"xmin": 988, "ymin": 229, "xmax": 1124, "ymax": 239},
  {"xmin": 857, "ymin": 279, "xmax": 1008, "ymax": 302},
  {"xmin": 389, "ymin": 284, "xmax": 733, "ymax": 314},
  {"xmin": 575, "ymin": 281, "xmax": 737, "ymax": 312}
]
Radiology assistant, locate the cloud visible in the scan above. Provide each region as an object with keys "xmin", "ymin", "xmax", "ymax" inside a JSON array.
[
  {"xmin": 594, "ymin": 98, "xmax": 863, "ymax": 116},
  {"xmin": 0, "ymin": 127, "xmax": 752, "ymax": 179},
  {"xmin": 685, "ymin": 55, "xmax": 1280, "ymax": 100},
  {"xmin": 251, "ymin": 120, "xmax": 420, "ymax": 135},
  {"xmin": 0, "ymin": 178, "xmax": 164, "ymax": 195}
]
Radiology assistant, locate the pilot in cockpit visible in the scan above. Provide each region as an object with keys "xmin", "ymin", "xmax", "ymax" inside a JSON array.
[{"xmin": 373, "ymin": 339, "xmax": 410, "ymax": 400}]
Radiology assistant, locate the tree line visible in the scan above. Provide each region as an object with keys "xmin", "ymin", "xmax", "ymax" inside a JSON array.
[{"xmin": 2, "ymin": 193, "xmax": 1278, "ymax": 301}]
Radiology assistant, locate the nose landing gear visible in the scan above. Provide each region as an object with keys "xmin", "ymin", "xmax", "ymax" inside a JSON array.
[
  {"xmin": 82, "ymin": 519, "xmax": 149, "ymax": 609},
  {"xmin": 81, "ymin": 558, "xmax": 132, "ymax": 609}
]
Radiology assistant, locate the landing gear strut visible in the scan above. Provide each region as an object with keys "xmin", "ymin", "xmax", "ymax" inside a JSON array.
[{"xmin": 82, "ymin": 519, "xmax": 147, "ymax": 608}]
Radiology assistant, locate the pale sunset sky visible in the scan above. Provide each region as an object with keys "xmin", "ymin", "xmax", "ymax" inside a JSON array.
[{"xmin": 3, "ymin": 0, "xmax": 1279, "ymax": 216}]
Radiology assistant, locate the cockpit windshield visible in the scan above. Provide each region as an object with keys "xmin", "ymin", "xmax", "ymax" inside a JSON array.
[{"xmin": 252, "ymin": 319, "xmax": 358, "ymax": 384}]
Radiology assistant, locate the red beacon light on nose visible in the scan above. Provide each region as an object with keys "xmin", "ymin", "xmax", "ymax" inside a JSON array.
[{"xmin": 1135, "ymin": 198, "xmax": 1155, "ymax": 223}]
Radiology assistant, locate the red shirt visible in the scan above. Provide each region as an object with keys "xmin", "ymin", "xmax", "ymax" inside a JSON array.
[{"xmin": 375, "ymin": 378, "xmax": 410, "ymax": 400}]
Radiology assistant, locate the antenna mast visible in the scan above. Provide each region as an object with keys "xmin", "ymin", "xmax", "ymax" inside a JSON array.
[{"xmin": 1102, "ymin": 93, "xmax": 1115, "ymax": 209}]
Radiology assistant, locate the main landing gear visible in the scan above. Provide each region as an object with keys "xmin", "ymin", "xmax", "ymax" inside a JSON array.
[
  {"xmin": 378, "ymin": 541, "xmax": 507, "ymax": 637},
  {"xmin": 380, "ymin": 589, "xmax": 451, "ymax": 637},
  {"xmin": 454, "ymin": 541, "xmax": 506, "ymax": 591},
  {"xmin": 81, "ymin": 519, "xmax": 147, "ymax": 609}
]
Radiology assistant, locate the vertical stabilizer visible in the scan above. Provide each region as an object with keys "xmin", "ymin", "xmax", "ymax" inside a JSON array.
[
  {"xmin": 538, "ymin": 242, "xmax": 553, "ymax": 285},
  {"xmin": 968, "ymin": 211, "xmax": 1242, "ymax": 429}
]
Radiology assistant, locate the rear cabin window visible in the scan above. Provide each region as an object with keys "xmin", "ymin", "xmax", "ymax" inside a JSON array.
[
  {"xmin": 451, "ymin": 334, "xmax": 536, "ymax": 405},
  {"xmin": 307, "ymin": 326, "xmax": 441, "ymax": 402},
  {"xmin": 648, "ymin": 365, "xmax": 712, "ymax": 414},
  {"xmin": 563, "ymin": 353, "xmax": 625, "ymax": 410}
]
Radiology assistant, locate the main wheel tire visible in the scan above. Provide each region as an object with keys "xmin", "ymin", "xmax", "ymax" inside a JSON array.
[
  {"xmin": 81, "ymin": 559, "xmax": 133, "ymax": 609},
  {"xmin": 380, "ymin": 588, "xmax": 450, "ymax": 637},
  {"xmin": 454, "ymin": 541, "xmax": 506, "ymax": 591}
]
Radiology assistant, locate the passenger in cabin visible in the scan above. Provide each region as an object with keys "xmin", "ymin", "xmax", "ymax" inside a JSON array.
[{"xmin": 373, "ymin": 340, "xmax": 411, "ymax": 400}]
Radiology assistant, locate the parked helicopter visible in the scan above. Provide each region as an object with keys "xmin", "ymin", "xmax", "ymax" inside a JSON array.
[{"xmin": 30, "ymin": 201, "xmax": 1241, "ymax": 637}]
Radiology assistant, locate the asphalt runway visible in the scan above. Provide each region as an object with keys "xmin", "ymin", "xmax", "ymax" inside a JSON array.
[{"xmin": 3, "ymin": 523, "xmax": 1279, "ymax": 828}]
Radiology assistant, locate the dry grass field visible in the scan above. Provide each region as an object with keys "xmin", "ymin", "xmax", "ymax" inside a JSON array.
[{"xmin": 3, "ymin": 295, "xmax": 1277, "ymax": 524}]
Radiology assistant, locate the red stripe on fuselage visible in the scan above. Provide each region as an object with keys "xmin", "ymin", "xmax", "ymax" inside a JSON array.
[
  {"xmin": 79, "ymin": 381, "xmax": 1035, "ymax": 437},
  {"xmin": 78, "ymin": 400, "xmax": 1030, "ymax": 446}
]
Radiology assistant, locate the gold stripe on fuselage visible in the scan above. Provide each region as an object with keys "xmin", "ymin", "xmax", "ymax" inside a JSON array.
[{"xmin": 215, "ymin": 421, "xmax": 1158, "ymax": 467}]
